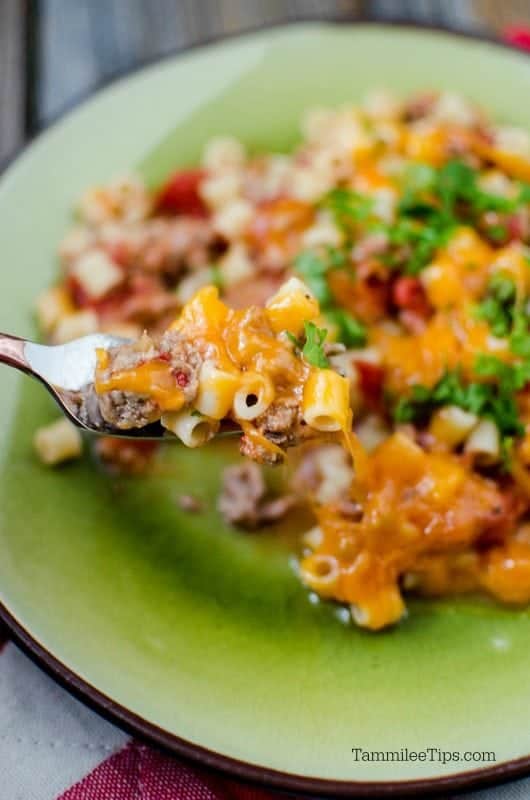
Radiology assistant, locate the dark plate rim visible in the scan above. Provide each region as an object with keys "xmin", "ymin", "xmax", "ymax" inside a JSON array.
[{"xmin": 2, "ymin": 16, "xmax": 530, "ymax": 799}]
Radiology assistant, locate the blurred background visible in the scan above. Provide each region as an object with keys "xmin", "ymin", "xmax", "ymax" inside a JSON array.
[{"xmin": 2, "ymin": 0, "xmax": 530, "ymax": 164}]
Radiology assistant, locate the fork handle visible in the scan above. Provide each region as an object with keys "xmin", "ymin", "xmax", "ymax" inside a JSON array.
[{"xmin": 0, "ymin": 332, "xmax": 31, "ymax": 374}]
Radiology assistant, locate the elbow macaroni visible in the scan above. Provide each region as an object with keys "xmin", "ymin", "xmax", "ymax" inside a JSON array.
[
  {"xmin": 302, "ymin": 369, "xmax": 351, "ymax": 433},
  {"xmin": 299, "ymin": 554, "xmax": 340, "ymax": 597},
  {"xmin": 232, "ymin": 372, "xmax": 275, "ymax": 421},
  {"xmin": 34, "ymin": 418, "xmax": 83, "ymax": 466},
  {"xmin": 195, "ymin": 361, "xmax": 239, "ymax": 419},
  {"xmin": 265, "ymin": 277, "xmax": 319, "ymax": 336},
  {"xmin": 94, "ymin": 279, "xmax": 360, "ymax": 466},
  {"xmin": 161, "ymin": 410, "xmax": 219, "ymax": 447}
]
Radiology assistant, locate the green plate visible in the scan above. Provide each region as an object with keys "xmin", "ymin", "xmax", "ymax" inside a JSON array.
[{"xmin": 2, "ymin": 22, "xmax": 530, "ymax": 797}]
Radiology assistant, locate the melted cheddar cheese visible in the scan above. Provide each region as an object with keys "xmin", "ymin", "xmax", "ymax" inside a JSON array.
[
  {"xmin": 95, "ymin": 353, "xmax": 186, "ymax": 412},
  {"xmin": 301, "ymin": 433, "xmax": 514, "ymax": 629},
  {"xmin": 94, "ymin": 281, "xmax": 355, "ymax": 463}
]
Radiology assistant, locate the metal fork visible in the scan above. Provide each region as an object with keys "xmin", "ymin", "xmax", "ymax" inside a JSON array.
[{"xmin": 0, "ymin": 331, "xmax": 173, "ymax": 439}]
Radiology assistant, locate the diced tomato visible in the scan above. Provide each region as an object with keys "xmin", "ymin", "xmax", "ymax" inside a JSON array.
[
  {"xmin": 354, "ymin": 360, "xmax": 385, "ymax": 408},
  {"xmin": 155, "ymin": 168, "xmax": 208, "ymax": 217},
  {"xmin": 93, "ymin": 286, "xmax": 133, "ymax": 319},
  {"xmin": 392, "ymin": 276, "xmax": 431, "ymax": 316},
  {"xmin": 104, "ymin": 240, "xmax": 131, "ymax": 267},
  {"xmin": 174, "ymin": 370, "xmax": 189, "ymax": 388},
  {"xmin": 67, "ymin": 273, "xmax": 131, "ymax": 317},
  {"xmin": 478, "ymin": 486, "xmax": 527, "ymax": 549},
  {"xmin": 66, "ymin": 275, "xmax": 91, "ymax": 308},
  {"xmin": 507, "ymin": 211, "xmax": 528, "ymax": 242},
  {"xmin": 94, "ymin": 274, "xmax": 178, "ymax": 325}
]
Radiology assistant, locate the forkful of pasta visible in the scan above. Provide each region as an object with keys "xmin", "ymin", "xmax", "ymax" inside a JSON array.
[{"xmin": 0, "ymin": 279, "xmax": 356, "ymax": 465}]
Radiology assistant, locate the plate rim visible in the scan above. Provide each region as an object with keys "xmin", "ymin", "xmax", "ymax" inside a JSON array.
[
  {"xmin": 2, "ymin": 17, "xmax": 530, "ymax": 798},
  {"xmin": 3, "ymin": 597, "xmax": 530, "ymax": 799}
]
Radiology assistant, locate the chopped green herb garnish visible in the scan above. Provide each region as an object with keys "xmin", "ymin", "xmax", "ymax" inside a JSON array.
[
  {"xmin": 510, "ymin": 309, "xmax": 530, "ymax": 358},
  {"xmin": 398, "ymin": 163, "xmax": 438, "ymax": 217},
  {"xmin": 209, "ymin": 265, "xmax": 224, "ymax": 289},
  {"xmin": 327, "ymin": 246, "xmax": 347, "ymax": 268},
  {"xmin": 286, "ymin": 322, "xmax": 330, "ymax": 368},
  {"xmin": 293, "ymin": 249, "xmax": 366, "ymax": 349},
  {"xmin": 402, "ymin": 163, "xmax": 438, "ymax": 194},
  {"xmin": 302, "ymin": 321, "xmax": 330, "ymax": 368},
  {"xmin": 518, "ymin": 183, "xmax": 530, "ymax": 203},
  {"xmin": 321, "ymin": 188, "xmax": 374, "ymax": 231},
  {"xmin": 487, "ymin": 224, "xmax": 508, "ymax": 243},
  {"xmin": 474, "ymin": 274, "xmax": 517, "ymax": 337},
  {"xmin": 325, "ymin": 308, "xmax": 367, "ymax": 348},
  {"xmin": 435, "ymin": 160, "xmax": 517, "ymax": 217},
  {"xmin": 293, "ymin": 250, "xmax": 334, "ymax": 306},
  {"xmin": 501, "ymin": 435, "xmax": 515, "ymax": 470},
  {"xmin": 436, "ymin": 160, "xmax": 476, "ymax": 217},
  {"xmin": 474, "ymin": 353, "xmax": 530, "ymax": 394},
  {"xmin": 285, "ymin": 330, "xmax": 301, "ymax": 350},
  {"xmin": 474, "ymin": 275, "xmax": 530, "ymax": 357},
  {"xmin": 393, "ymin": 365, "xmax": 524, "ymax": 442},
  {"xmin": 321, "ymin": 160, "xmax": 530, "ymax": 282},
  {"xmin": 387, "ymin": 217, "xmax": 452, "ymax": 275}
]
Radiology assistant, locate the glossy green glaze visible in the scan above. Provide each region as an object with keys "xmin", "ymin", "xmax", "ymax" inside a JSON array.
[{"xmin": 2, "ymin": 23, "xmax": 530, "ymax": 786}]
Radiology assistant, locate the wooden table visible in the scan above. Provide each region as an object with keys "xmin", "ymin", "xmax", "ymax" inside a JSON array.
[{"xmin": 1, "ymin": 0, "xmax": 529, "ymax": 165}]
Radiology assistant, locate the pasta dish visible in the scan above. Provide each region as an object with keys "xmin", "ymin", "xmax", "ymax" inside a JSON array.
[
  {"xmin": 90, "ymin": 279, "xmax": 352, "ymax": 465},
  {"xmin": 33, "ymin": 89, "xmax": 530, "ymax": 630}
]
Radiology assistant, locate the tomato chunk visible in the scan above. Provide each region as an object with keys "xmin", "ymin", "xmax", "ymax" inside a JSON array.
[
  {"xmin": 392, "ymin": 276, "xmax": 430, "ymax": 315},
  {"xmin": 155, "ymin": 169, "xmax": 208, "ymax": 217},
  {"xmin": 354, "ymin": 360, "xmax": 385, "ymax": 408},
  {"xmin": 66, "ymin": 275, "xmax": 91, "ymax": 308}
]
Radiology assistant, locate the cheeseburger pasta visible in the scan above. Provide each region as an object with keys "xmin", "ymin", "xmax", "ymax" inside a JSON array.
[
  {"xmin": 33, "ymin": 89, "xmax": 530, "ymax": 629},
  {"xmin": 87, "ymin": 278, "xmax": 353, "ymax": 464}
]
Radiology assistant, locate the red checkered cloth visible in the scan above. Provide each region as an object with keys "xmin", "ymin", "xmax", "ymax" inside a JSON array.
[
  {"xmin": 4, "ymin": 27, "xmax": 530, "ymax": 800},
  {"xmin": 1, "ymin": 630, "xmax": 529, "ymax": 798},
  {"xmin": 0, "ymin": 631, "xmax": 275, "ymax": 799}
]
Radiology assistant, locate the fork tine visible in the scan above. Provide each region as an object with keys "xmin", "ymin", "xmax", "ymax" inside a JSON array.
[
  {"xmin": 24, "ymin": 334, "xmax": 130, "ymax": 391},
  {"xmin": 0, "ymin": 332, "xmax": 241, "ymax": 441}
]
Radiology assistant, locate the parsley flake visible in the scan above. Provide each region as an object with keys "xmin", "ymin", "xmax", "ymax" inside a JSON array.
[
  {"xmin": 290, "ymin": 321, "xmax": 330, "ymax": 368},
  {"xmin": 293, "ymin": 250, "xmax": 334, "ymax": 306},
  {"xmin": 393, "ymin": 365, "xmax": 524, "ymax": 442},
  {"xmin": 474, "ymin": 274, "xmax": 517, "ymax": 338},
  {"xmin": 325, "ymin": 308, "xmax": 367, "ymax": 348}
]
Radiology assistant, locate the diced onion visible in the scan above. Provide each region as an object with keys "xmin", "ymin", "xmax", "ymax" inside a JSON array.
[
  {"xmin": 33, "ymin": 419, "xmax": 83, "ymax": 466},
  {"xmin": 464, "ymin": 419, "xmax": 501, "ymax": 465},
  {"xmin": 429, "ymin": 405, "xmax": 478, "ymax": 448}
]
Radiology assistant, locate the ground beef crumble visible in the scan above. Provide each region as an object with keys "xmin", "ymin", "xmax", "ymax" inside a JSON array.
[
  {"xmin": 98, "ymin": 390, "xmax": 160, "ymax": 429},
  {"xmin": 92, "ymin": 329, "xmax": 202, "ymax": 430},
  {"xmin": 95, "ymin": 437, "xmax": 159, "ymax": 475},
  {"xmin": 157, "ymin": 330, "xmax": 202, "ymax": 402},
  {"xmin": 218, "ymin": 462, "xmax": 296, "ymax": 529},
  {"xmin": 239, "ymin": 435, "xmax": 284, "ymax": 466},
  {"xmin": 254, "ymin": 400, "xmax": 303, "ymax": 448}
]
